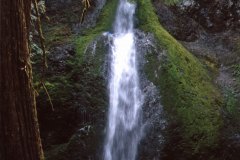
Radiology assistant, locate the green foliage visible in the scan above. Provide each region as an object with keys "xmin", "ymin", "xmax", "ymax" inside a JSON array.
[
  {"xmin": 137, "ymin": 0, "xmax": 222, "ymax": 156},
  {"xmin": 75, "ymin": 0, "xmax": 118, "ymax": 64},
  {"xmin": 164, "ymin": 0, "xmax": 183, "ymax": 5}
]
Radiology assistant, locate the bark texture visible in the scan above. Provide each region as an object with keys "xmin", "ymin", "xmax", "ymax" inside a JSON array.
[{"xmin": 0, "ymin": 0, "xmax": 44, "ymax": 159}]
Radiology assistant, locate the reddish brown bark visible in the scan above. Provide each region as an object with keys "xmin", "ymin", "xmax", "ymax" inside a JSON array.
[{"xmin": 0, "ymin": 0, "xmax": 44, "ymax": 159}]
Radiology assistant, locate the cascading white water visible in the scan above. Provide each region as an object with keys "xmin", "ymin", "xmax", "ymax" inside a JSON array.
[{"xmin": 104, "ymin": 0, "xmax": 143, "ymax": 160}]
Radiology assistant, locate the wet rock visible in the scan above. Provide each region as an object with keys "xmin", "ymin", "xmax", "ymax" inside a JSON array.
[
  {"xmin": 47, "ymin": 44, "xmax": 75, "ymax": 74},
  {"xmin": 153, "ymin": 0, "xmax": 200, "ymax": 41},
  {"xmin": 45, "ymin": 0, "xmax": 106, "ymax": 33},
  {"xmin": 39, "ymin": 34, "xmax": 110, "ymax": 160},
  {"xmin": 83, "ymin": 33, "xmax": 111, "ymax": 77},
  {"xmin": 153, "ymin": 0, "xmax": 240, "ymax": 42},
  {"xmin": 135, "ymin": 30, "xmax": 168, "ymax": 159},
  {"xmin": 46, "ymin": 0, "xmax": 74, "ymax": 12},
  {"xmin": 177, "ymin": 0, "xmax": 240, "ymax": 32},
  {"xmin": 72, "ymin": 0, "xmax": 107, "ymax": 33},
  {"xmin": 45, "ymin": 125, "xmax": 102, "ymax": 160}
]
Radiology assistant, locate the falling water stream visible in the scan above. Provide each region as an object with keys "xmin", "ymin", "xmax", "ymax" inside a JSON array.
[{"xmin": 104, "ymin": 0, "xmax": 143, "ymax": 160}]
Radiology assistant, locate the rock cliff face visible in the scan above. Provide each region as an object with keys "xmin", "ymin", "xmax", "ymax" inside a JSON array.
[
  {"xmin": 39, "ymin": 35, "xmax": 109, "ymax": 160},
  {"xmin": 36, "ymin": 0, "xmax": 240, "ymax": 159},
  {"xmin": 45, "ymin": 0, "xmax": 106, "ymax": 32},
  {"xmin": 178, "ymin": 0, "xmax": 240, "ymax": 32},
  {"xmin": 153, "ymin": 0, "xmax": 240, "ymax": 41}
]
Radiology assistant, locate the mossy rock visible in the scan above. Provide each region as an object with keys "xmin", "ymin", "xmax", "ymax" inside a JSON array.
[
  {"xmin": 39, "ymin": 0, "xmax": 119, "ymax": 158},
  {"xmin": 136, "ymin": 0, "xmax": 222, "ymax": 158},
  {"xmin": 82, "ymin": 35, "xmax": 110, "ymax": 76},
  {"xmin": 74, "ymin": 0, "xmax": 118, "ymax": 65},
  {"xmin": 45, "ymin": 125, "xmax": 103, "ymax": 160}
]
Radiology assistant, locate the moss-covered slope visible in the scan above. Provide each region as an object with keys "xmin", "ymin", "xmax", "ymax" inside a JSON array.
[{"xmin": 137, "ymin": 0, "xmax": 222, "ymax": 157}]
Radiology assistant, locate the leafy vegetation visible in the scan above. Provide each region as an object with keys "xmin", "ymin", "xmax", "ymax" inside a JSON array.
[{"xmin": 137, "ymin": 0, "xmax": 222, "ymax": 156}]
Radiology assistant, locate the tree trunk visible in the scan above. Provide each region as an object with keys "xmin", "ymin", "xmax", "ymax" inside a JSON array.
[{"xmin": 0, "ymin": 0, "xmax": 44, "ymax": 159}]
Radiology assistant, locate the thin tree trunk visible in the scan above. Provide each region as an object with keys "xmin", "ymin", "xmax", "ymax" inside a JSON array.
[{"xmin": 0, "ymin": 0, "xmax": 44, "ymax": 159}]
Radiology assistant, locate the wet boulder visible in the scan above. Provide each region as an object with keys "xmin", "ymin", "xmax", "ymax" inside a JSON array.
[{"xmin": 177, "ymin": 0, "xmax": 240, "ymax": 32}]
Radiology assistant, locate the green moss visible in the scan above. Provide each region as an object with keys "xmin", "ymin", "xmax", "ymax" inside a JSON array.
[
  {"xmin": 45, "ymin": 143, "xmax": 68, "ymax": 160},
  {"xmin": 86, "ymin": 38, "xmax": 110, "ymax": 75},
  {"xmin": 129, "ymin": 0, "xmax": 137, "ymax": 3},
  {"xmin": 35, "ymin": 75, "xmax": 72, "ymax": 106},
  {"xmin": 43, "ymin": 24, "xmax": 73, "ymax": 49},
  {"xmin": 45, "ymin": 125, "xmax": 103, "ymax": 160},
  {"xmin": 37, "ymin": 0, "xmax": 114, "ymax": 119},
  {"xmin": 164, "ymin": 0, "xmax": 183, "ymax": 5},
  {"xmin": 137, "ymin": 0, "xmax": 222, "ymax": 155},
  {"xmin": 74, "ymin": 0, "xmax": 118, "ymax": 64}
]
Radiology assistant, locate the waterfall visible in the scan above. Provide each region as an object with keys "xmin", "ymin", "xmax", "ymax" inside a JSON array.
[{"xmin": 104, "ymin": 0, "xmax": 143, "ymax": 160}]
